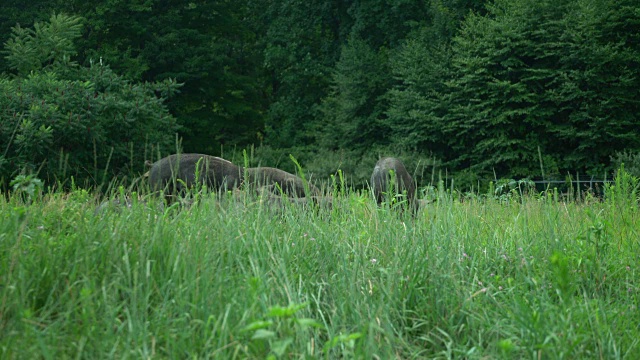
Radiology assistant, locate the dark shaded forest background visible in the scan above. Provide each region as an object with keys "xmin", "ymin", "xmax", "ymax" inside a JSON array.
[{"xmin": 1, "ymin": 0, "xmax": 639, "ymax": 190}]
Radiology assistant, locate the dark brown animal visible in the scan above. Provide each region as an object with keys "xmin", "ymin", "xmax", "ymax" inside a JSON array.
[
  {"xmin": 148, "ymin": 153, "xmax": 242, "ymax": 197},
  {"xmin": 371, "ymin": 157, "xmax": 417, "ymax": 211},
  {"xmin": 244, "ymin": 167, "xmax": 319, "ymax": 197}
]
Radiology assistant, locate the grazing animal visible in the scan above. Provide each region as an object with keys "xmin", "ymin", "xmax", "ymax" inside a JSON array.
[
  {"xmin": 244, "ymin": 167, "xmax": 319, "ymax": 198},
  {"xmin": 371, "ymin": 157, "xmax": 417, "ymax": 211},
  {"xmin": 148, "ymin": 153, "xmax": 243, "ymax": 198}
]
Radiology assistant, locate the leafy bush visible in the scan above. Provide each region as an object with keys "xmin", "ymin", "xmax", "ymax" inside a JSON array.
[
  {"xmin": 9, "ymin": 174, "xmax": 43, "ymax": 204},
  {"xmin": 610, "ymin": 150, "xmax": 640, "ymax": 178},
  {"xmin": 0, "ymin": 14, "xmax": 180, "ymax": 190}
]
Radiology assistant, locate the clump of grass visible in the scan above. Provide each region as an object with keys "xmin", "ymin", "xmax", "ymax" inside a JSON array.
[{"xmin": 0, "ymin": 169, "xmax": 639, "ymax": 358}]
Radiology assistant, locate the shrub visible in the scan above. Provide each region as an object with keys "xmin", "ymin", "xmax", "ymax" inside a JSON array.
[{"xmin": 0, "ymin": 14, "xmax": 180, "ymax": 190}]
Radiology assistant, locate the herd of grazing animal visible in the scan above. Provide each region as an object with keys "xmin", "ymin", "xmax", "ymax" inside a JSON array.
[
  {"xmin": 99, "ymin": 153, "xmax": 421, "ymax": 215},
  {"xmin": 146, "ymin": 153, "xmax": 321, "ymax": 206}
]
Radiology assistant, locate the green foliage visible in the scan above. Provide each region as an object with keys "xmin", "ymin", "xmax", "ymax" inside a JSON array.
[
  {"xmin": 493, "ymin": 178, "xmax": 536, "ymax": 201},
  {"xmin": 1, "ymin": 185, "xmax": 639, "ymax": 358},
  {"xmin": 323, "ymin": 331, "xmax": 364, "ymax": 357},
  {"xmin": 605, "ymin": 164, "xmax": 639, "ymax": 210},
  {"xmin": 260, "ymin": 1, "xmax": 344, "ymax": 148},
  {"xmin": 386, "ymin": 0, "xmax": 640, "ymax": 184},
  {"xmin": 9, "ymin": 174, "xmax": 43, "ymax": 204},
  {"xmin": 2, "ymin": 0, "xmax": 638, "ymax": 187},
  {"xmin": 442, "ymin": 0, "xmax": 640, "ymax": 178},
  {"xmin": 28, "ymin": 0, "xmax": 268, "ymax": 154},
  {"xmin": 318, "ymin": 37, "xmax": 392, "ymax": 153},
  {"xmin": 241, "ymin": 302, "xmax": 325, "ymax": 359},
  {"xmin": 387, "ymin": 27, "xmax": 453, "ymax": 156},
  {"xmin": 0, "ymin": 1, "xmax": 59, "ymax": 73},
  {"xmin": 133, "ymin": 1, "xmax": 266, "ymax": 153},
  {"xmin": 0, "ymin": 14, "xmax": 179, "ymax": 189},
  {"xmin": 611, "ymin": 150, "xmax": 640, "ymax": 178},
  {"xmin": 3, "ymin": 14, "xmax": 83, "ymax": 75},
  {"xmin": 344, "ymin": 0, "xmax": 433, "ymax": 48}
]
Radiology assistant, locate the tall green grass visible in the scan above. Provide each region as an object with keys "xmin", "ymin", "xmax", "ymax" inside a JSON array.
[{"xmin": 1, "ymin": 176, "xmax": 639, "ymax": 358}]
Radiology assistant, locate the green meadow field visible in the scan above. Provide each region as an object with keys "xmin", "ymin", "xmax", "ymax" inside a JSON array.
[{"xmin": 1, "ymin": 176, "xmax": 639, "ymax": 359}]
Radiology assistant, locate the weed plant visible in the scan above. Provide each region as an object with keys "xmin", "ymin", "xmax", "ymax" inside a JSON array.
[{"xmin": 0, "ymin": 171, "xmax": 639, "ymax": 359}]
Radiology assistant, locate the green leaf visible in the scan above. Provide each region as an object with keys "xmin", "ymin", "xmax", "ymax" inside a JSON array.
[
  {"xmin": 323, "ymin": 332, "xmax": 363, "ymax": 352},
  {"xmin": 267, "ymin": 302, "xmax": 308, "ymax": 318},
  {"xmin": 241, "ymin": 320, "xmax": 273, "ymax": 332},
  {"xmin": 295, "ymin": 318, "xmax": 325, "ymax": 329},
  {"xmin": 271, "ymin": 338, "xmax": 293, "ymax": 357},
  {"xmin": 251, "ymin": 329, "xmax": 276, "ymax": 340}
]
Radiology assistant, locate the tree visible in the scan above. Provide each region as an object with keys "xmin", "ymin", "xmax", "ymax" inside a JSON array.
[
  {"xmin": 345, "ymin": 0, "xmax": 432, "ymax": 49},
  {"xmin": 386, "ymin": 1, "xmax": 489, "ymax": 174},
  {"xmin": 318, "ymin": 37, "xmax": 392, "ymax": 152},
  {"xmin": 387, "ymin": 27, "xmax": 453, "ymax": 158},
  {"xmin": 0, "ymin": 1, "xmax": 57, "ymax": 73},
  {"xmin": 259, "ymin": 0, "xmax": 345, "ymax": 149},
  {"xmin": 45, "ymin": 0, "xmax": 267, "ymax": 154},
  {"xmin": 4, "ymin": 13, "xmax": 84, "ymax": 75},
  {"xmin": 0, "ymin": 14, "xmax": 180, "ymax": 189},
  {"xmin": 547, "ymin": 0, "xmax": 640, "ymax": 172},
  {"xmin": 429, "ymin": 0, "xmax": 639, "ymax": 178}
]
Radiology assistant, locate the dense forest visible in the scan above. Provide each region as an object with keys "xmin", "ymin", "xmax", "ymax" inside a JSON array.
[{"xmin": 1, "ymin": 0, "xmax": 638, "ymax": 190}]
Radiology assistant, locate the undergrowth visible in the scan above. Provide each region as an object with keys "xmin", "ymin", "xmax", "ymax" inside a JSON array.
[{"xmin": 0, "ymin": 170, "xmax": 639, "ymax": 359}]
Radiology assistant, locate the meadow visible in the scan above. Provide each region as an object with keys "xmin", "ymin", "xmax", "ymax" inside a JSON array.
[{"xmin": 1, "ymin": 174, "xmax": 639, "ymax": 359}]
